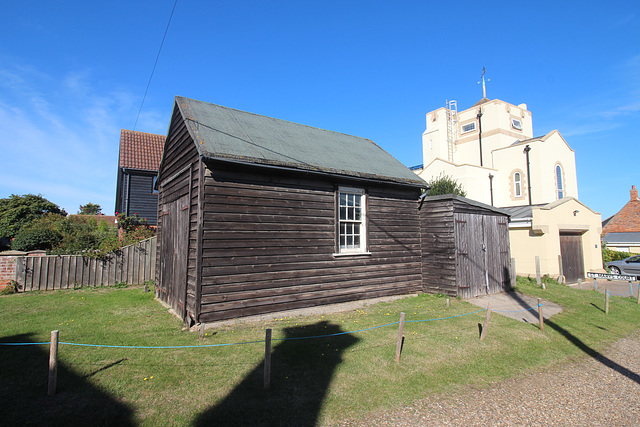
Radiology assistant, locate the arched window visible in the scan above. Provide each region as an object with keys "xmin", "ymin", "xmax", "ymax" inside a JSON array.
[
  {"xmin": 556, "ymin": 164, "xmax": 564, "ymax": 199},
  {"xmin": 514, "ymin": 172, "xmax": 522, "ymax": 198}
]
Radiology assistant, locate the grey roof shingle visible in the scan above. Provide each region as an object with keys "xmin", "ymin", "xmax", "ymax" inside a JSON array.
[{"xmin": 175, "ymin": 96, "xmax": 425, "ymax": 187}]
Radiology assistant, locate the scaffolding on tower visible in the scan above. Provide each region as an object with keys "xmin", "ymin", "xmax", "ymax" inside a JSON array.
[{"xmin": 446, "ymin": 100, "xmax": 458, "ymax": 163}]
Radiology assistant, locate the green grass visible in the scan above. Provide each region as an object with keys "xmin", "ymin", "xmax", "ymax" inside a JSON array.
[{"xmin": 1, "ymin": 279, "xmax": 640, "ymax": 426}]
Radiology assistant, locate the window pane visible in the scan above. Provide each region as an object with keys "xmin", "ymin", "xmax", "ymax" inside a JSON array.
[
  {"xmin": 340, "ymin": 193, "xmax": 346, "ymax": 206},
  {"xmin": 346, "ymin": 236, "xmax": 353, "ymax": 248},
  {"xmin": 340, "ymin": 235, "xmax": 345, "ymax": 248},
  {"xmin": 354, "ymin": 236, "xmax": 360, "ymax": 247},
  {"xmin": 340, "ymin": 207, "xmax": 346, "ymax": 220}
]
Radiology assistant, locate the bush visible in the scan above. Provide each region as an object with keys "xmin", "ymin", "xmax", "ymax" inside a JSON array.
[
  {"xmin": 12, "ymin": 228, "xmax": 62, "ymax": 251},
  {"xmin": 425, "ymin": 173, "xmax": 467, "ymax": 197}
]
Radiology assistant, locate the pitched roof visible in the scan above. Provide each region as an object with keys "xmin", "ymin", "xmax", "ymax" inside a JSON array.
[
  {"xmin": 602, "ymin": 232, "xmax": 640, "ymax": 245},
  {"xmin": 118, "ymin": 129, "xmax": 165, "ymax": 171},
  {"xmin": 602, "ymin": 185, "xmax": 640, "ymax": 235},
  {"xmin": 174, "ymin": 96, "xmax": 426, "ymax": 187}
]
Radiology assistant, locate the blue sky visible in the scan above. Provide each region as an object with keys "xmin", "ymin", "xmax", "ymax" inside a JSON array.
[{"xmin": 0, "ymin": 1, "xmax": 638, "ymax": 220}]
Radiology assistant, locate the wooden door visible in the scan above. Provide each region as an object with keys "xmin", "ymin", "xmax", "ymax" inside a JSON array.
[
  {"xmin": 455, "ymin": 213, "xmax": 486, "ymax": 298},
  {"xmin": 484, "ymin": 215, "xmax": 512, "ymax": 294},
  {"xmin": 159, "ymin": 194, "xmax": 190, "ymax": 317},
  {"xmin": 560, "ymin": 233, "xmax": 585, "ymax": 283}
]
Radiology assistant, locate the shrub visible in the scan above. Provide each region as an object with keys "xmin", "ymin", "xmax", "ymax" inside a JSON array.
[
  {"xmin": 12, "ymin": 228, "xmax": 62, "ymax": 251},
  {"xmin": 425, "ymin": 173, "xmax": 467, "ymax": 197}
]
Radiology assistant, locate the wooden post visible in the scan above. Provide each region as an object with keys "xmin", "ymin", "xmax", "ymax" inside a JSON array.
[
  {"xmin": 537, "ymin": 298, "xmax": 544, "ymax": 332},
  {"xmin": 557, "ymin": 254, "xmax": 565, "ymax": 284},
  {"xmin": 199, "ymin": 323, "xmax": 205, "ymax": 339},
  {"xmin": 395, "ymin": 312, "xmax": 405, "ymax": 363},
  {"xmin": 605, "ymin": 291, "xmax": 610, "ymax": 315},
  {"xmin": 264, "ymin": 328, "xmax": 272, "ymax": 390},
  {"xmin": 629, "ymin": 281, "xmax": 633, "ymax": 297},
  {"xmin": 510, "ymin": 258, "xmax": 516, "ymax": 288},
  {"xmin": 636, "ymin": 284, "xmax": 640, "ymax": 305},
  {"xmin": 480, "ymin": 303, "xmax": 492, "ymax": 341},
  {"xmin": 593, "ymin": 278, "xmax": 597, "ymax": 291},
  {"xmin": 48, "ymin": 330, "xmax": 59, "ymax": 397},
  {"xmin": 535, "ymin": 256, "xmax": 545, "ymax": 289},
  {"xmin": 446, "ymin": 298, "xmax": 450, "ymax": 308}
]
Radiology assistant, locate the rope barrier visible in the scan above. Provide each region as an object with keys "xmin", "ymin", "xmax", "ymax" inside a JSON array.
[{"xmin": 0, "ymin": 308, "xmax": 488, "ymax": 348}]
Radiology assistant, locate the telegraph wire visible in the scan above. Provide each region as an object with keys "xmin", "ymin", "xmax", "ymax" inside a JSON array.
[{"xmin": 133, "ymin": 0, "xmax": 179, "ymax": 131}]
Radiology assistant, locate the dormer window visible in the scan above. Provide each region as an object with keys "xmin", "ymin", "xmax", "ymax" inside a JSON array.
[
  {"xmin": 461, "ymin": 122, "xmax": 476, "ymax": 134},
  {"xmin": 511, "ymin": 118, "xmax": 523, "ymax": 130}
]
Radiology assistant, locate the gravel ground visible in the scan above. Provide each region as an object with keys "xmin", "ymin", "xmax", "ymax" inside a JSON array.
[{"xmin": 333, "ymin": 330, "xmax": 640, "ymax": 426}]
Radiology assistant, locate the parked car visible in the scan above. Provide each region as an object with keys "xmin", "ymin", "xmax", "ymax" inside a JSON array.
[{"xmin": 606, "ymin": 255, "xmax": 640, "ymax": 275}]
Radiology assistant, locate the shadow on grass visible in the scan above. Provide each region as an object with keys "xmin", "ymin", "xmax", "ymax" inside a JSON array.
[
  {"xmin": 504, "ymin": 291, "xmax": 640, "ymax": 385},
  {"xmin": 194, "ymin": 321, "xmax": 359, "ymax": 427},
  {"xmin": 0, "ymin": 334, "xmax": 135, "ymax": 426}
]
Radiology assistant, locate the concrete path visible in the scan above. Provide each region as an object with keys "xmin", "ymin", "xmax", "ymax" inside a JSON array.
[{"xmin": 464, "ymin": 291, "xmax": 563, "ymax": 324}]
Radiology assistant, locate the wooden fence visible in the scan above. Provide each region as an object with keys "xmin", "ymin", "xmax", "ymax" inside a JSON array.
[{"xmin": 15, "ymin": 237, "xmax": 157, "ymax": 292}]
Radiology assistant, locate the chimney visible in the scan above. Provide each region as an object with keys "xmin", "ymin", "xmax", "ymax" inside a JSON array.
[{"xmin": 632, "ymin": 185, "xmax": 638, "ymax": 201}]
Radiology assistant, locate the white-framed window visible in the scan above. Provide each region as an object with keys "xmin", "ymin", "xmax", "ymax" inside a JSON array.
[
  {"xmin": 461, "ymin": 122, "xmax": 476, "ymax": 134},
  {"xmin": 555, "ymin": 164, "xmax": 564, "ymax": 199},
  {"xmin": 511, "ymin": 118, "xmax": 523, "ymax": 130},
  {"xmin": 337, "ymin": 187, "xmax": 366, "ymax": 254},
  {"xmin": 514, "ymin": 172, "xmax": 522, "ymax": 197}
]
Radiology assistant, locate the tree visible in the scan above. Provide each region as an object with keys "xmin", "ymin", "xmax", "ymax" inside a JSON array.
[
  {"xmin": 78, "ymin": 203, "xmax": 102, "ymax": 215},
  {"xmin": 425, "ymin": 174, "xmax": 467, "ymax": 197},
  {"xmin": 0, "ymin": 194, "xmax": 66, "ymax": 248}
]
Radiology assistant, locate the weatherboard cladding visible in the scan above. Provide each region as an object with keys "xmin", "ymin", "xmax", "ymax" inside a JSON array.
[{"xmin": 175, "ymin": 96, "xmax": 425, "ymax": 187}]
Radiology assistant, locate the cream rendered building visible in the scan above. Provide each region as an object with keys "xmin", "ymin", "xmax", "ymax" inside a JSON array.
[{"xmin": 417, "ymin": 97, "xmax": 603, "ymax": 282}]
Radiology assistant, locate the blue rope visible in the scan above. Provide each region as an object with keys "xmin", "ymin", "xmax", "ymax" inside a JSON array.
[
  {"xmin": 0, "ymin": 308, "xmax": 489, "ymax": 348},
  {"xmin": 0, "ymin": 342, "xmax": 51, "ymax": 346},
  {"xmin": 405, "ymin": 308, "xmax": 487, "ymax": 323}
]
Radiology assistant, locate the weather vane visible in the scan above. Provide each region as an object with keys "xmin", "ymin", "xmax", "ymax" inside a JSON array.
[{"xmin": 478, "ymin": 67, "xmax": 490, "ymax": 99}]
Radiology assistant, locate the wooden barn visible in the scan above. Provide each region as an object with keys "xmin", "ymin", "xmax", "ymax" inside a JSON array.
[
  {"xmin": 419, "ymin": 194, "xmax": 512, "ymax": 298},
  {"xmin": 155, "ymin": 96, "xmax": 427, "ymax": 324}
]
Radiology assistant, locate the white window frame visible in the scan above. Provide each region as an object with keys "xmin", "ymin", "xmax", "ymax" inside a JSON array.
[
  {"xmin": 514, "ymin": 172, "xmax": 522, "ymax": 198},
  {"xmin": 336, "ymin": 187, "xmax": 367, "ymax": 255},
  {"xmin": 461, "ymin": 122, "xmax": 476, "ymax": 134},
  {"xmin": 556, "ymin": 164, "xmax": 564, "ymax": 199},
  {"xmin": 511, "ymin": 118, "xmax": 523, "ymax": 130}
]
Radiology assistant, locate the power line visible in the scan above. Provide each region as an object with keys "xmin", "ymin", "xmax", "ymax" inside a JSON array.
[{"xmin": 133, "ymin": 0, "xmax": 179, "ymax": 131}]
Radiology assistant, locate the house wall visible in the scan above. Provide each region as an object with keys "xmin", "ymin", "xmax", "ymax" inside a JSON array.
[
  {"xmin": 422, "ymin": 99, "xmax": 533, "ymax": 169},
  {"xmin": 198, "ymin": 164, "xmax": 422, "ymax": 322},
  {"xmin": 126, "ymin": 173, "xmax": 159, "ymax": 225},
  {"xmin": 509, "ymin": 199, "xmax": 603, "ymax": 278}
]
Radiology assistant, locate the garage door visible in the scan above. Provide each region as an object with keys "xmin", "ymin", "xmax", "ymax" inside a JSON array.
[{"xmin": 560, "ymin": 233, "xmax": 585, "ymax": 283}]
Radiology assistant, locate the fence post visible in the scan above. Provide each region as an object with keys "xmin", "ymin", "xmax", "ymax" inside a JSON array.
[
  {"xmin": 480, "ymin": 303, "xmax": 492, "ymax": 341},
  {"xmin": 593, "ymin": 278, "xmax": 597, "ymax": 291},
  {"xmin": 264, "ymin": 328, "xmax": 272, "ymax": 390},
  {"xmin": 511, "ymin": 258, "xmax": 516, "ymax": 288},
  {"xmin": 629, "ymin": 281, "xmax": 633, "ymax": 297},
  {"xmin": 48, "ymin": 330, "xmax": 59, "ymax": 397},
  {"xmin": 537, "ymin": 298, "xmax": 544, "ymax": 332},
  {"xmin": 395, "ymin": 312, "xmax": 405, "ymax": 363},
  {"xmin": 637, "ymin": 283, "xmax": 640, "ymax": 305},
  {"xmin": 446, "ymin": 298, "xmax": 450, "ymax": 308},
  {"xmin": 535, "ymin": 256, "xmax": 545, "ymax": 289},
  {"xmin": 557, "ymin": 255, "xmax": 565, "ymax": 284},
  {"xmin": 605, "ymin": 290, "xmax": 610, "ymax": 315}
]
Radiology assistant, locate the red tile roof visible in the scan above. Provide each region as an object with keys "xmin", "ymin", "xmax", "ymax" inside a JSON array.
[
  {"xmin": 602, "ymin": 185, "xmax": 640, "ymax": 235},
  {"xmin": 118, "ymin": 129, "xmax": 165, "ymax": 171}
]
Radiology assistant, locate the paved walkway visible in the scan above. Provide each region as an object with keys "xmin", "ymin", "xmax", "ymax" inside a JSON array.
[{"xmin": 464, "ymin": 290, "xmax": 563, "ymax": 324}]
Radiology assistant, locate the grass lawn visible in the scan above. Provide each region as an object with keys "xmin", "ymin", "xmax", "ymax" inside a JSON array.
[{"xmin": 1, "ymin": 278, "xmax": 640, "ymax": 426}]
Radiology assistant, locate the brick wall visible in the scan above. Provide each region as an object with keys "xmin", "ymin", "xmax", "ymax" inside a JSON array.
[{"xmin": 0, "ymin": 255, "xmax": 18, "ymax": 291}]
